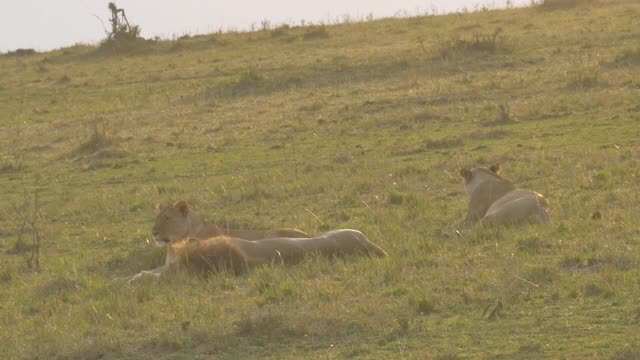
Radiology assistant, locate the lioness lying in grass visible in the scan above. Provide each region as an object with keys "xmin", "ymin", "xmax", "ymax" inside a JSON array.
[
  {"xmin": 127, "ymin": 229, "xmax": 387, "ymax": 284},
  {"xmin": 456, "ymin": 164, "xmax": 551, "ymax": 228}
]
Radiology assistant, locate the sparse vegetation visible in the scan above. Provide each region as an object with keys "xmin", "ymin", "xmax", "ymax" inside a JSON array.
[
  {"xmin": 303, "ymin": 25, "xmax": 330, "ymax": 40},
  {"xmin": 1, "ymin": 1, "xmax": 639, "ymax": 358},
  {"xmin": 3, "ymin": 48, "xmax": 37, "ymax": 57},
  {"xmin": 538, "ymin": 0, "xmax": 597, "ymax": 11}
]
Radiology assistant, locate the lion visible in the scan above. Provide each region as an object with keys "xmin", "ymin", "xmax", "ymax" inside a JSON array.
[
  {"xmin": 152, "ymin": 200, "xmax": 311, "ymax": 244},
  {"xmin": 456, "ymin": 164, "xmax": 551, "ymax": 228},
  {"xmin": 126, "ymin": 229, "xmax": 387, "ymax": 284}
]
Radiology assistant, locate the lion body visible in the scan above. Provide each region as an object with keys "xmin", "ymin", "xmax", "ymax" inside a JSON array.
[
  {"xmin": 127, "ymin": 229, "xmax": 386, "ymax": 284},
  {"xmin": 458, "ymin": 165, "xmax": 551, "ymax": 228}
]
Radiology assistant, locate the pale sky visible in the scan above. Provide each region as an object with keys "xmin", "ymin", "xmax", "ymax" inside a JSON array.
[{"xmin": 0, "ymin": 0, "xmax": 531, "ymax": 53}]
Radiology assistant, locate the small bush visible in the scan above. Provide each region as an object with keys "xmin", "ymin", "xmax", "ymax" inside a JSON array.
[
  {"xmin": 97, "ymin": 34, "xmax": 156, "ymax": 56},
  {"xmin": 95, "ymin": 2, "xmax": 154, "ymax": 55}
]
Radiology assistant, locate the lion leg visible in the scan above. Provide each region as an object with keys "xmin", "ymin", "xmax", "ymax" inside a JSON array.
[{"xmin": 126, "ymin": 265, "xmax": 168, "ymax": 285}]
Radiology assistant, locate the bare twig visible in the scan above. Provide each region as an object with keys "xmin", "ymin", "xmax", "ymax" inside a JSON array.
[
  {"xmin": 9, "ymin": 188, "xmax": 42, "ymax": 270},
  {"xmin": 304, "ymin": 208, "xmax": 322, "ymax": 223},
  {"xmin": 93, "ymin": 14, "xmax": 111, "ymax": 38},
  {"xmin": 513, "ymin": 275, "xmax": 539, "ymax": 288}
]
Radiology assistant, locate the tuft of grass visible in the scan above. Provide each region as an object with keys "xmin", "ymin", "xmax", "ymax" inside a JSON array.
[
  {"xmin": 239, "ymin": 66, "xmax": 265, "ymax": 84},
  {"xmin": 437, "ymin": 28, "xmax": 506, "ymax": 61},
  {"xmin": 516, "ymin": 236, "xmax": 551, "ymax": 254},
  {"xmin": 73, "ymin": 119, "xmax": 114, "ymax": 156},
  {"xmin": 610, "ymin": 344, "xmax": 640, "ymax": 360},
  {"xmin": 387, "ymin": 190, "xmax": 407, "ymax": 205},
  {"xmin": 521, "ymin": 265, "xmax": 555, "ymax": 285},
  {"xmin": 234, "ymin": 311, "xmax": 307, "ymax": 339},
  {"xmin": 567, "ymin": 63, "xmax": 600, "ymax": 89},
  {"xmin": 0, "ymin": 268, "xmax": 12, "ymax": 283},
  {"xmin": 582, "ymin": 280, "xmax": 614, "ymax": 298},
  {"xmin": 613, "ymin": 48, "xmax": 640, "ymax": 66},
  {"xmin": 424, "ymin": 137, "xmax": 464, "ymax": 149},
  {"xmin": 303, "ymin": 25, "xmax": 330, "ymax": 40},
  {"xmin": 270, "ymin": 24, "xmax": 290, "ymax": 38},
  {"xmin": 35, "ymin": 277, "xmax": 83, "ymax": 300},
  {"xmin": 410, "ymin": 296, "xmax": 437, "ymax": 315},
  {"xmin": 250, "ymin": 267, "xmax": 299, "ymax": 306},
  {"xmin": 8, "ymin": 236, "xmax": 32, "ymax": 255},
  {"xmin": 57, "ymin": 74, "xmax": 71, "ymax": 84}
]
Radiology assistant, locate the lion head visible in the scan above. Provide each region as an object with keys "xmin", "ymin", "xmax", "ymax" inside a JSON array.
[{"xmin": 151, "ymin": 201, "xmax": 194, "ymax": 246}]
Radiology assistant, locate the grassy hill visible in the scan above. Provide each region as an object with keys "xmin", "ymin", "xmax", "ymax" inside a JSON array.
[{"xmin": 1, "ymin": 0, "xmax": 639, "ymax": 358}]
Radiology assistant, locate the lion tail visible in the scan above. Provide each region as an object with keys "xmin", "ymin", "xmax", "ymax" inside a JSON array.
[{"xmin": 351, "ymin": 230, "xmax": 387, "ymax": 257}]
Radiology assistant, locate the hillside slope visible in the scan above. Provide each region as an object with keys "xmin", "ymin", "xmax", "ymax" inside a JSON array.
[{"xmin": 1, "ymin": 1, "xmax": 639, "ymax": 358}]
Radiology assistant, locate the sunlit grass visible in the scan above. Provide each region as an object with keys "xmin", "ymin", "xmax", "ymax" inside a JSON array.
[{"xmin": 1, "ymin": 0, "xmax": 639, "ymax": 358}]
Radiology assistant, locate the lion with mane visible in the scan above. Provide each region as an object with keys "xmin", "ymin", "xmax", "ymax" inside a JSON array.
[
  {"xmin": 127, "ymin": 229, "xmax": 387, "ymax": 284},
  {"xmin": 456, "ymin": 164, "xmax": 551, "ymax": 228}
]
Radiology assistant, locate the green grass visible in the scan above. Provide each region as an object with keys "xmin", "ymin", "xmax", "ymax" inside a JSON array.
[{"xmin": 1, "ymin": 0, "xmax": 640, "ymax": 358}]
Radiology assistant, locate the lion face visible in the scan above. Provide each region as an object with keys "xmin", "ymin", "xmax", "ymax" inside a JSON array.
[{"xmin": 151, "ymin": 201, "xmax": 191, "ymax": 246}]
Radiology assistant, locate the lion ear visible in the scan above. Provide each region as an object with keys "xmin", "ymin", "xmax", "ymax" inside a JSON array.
[
  {"xmin": 459, "ymin": 168, "xmax": 472, "ymax": 182},
  {"xmin": 155, "ymin": 203, "xmax": 164, "ymax": 212},
  {"xmin": 489, "ymin": 164, "xmax": 501, "ymax": 174},
  {"xmin": 173, "ymin": 200, "xmax": 189, "ymax": 216}
]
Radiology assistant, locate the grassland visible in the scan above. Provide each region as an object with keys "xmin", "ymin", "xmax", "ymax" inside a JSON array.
[{"xmin": 1, "ymin": 0, "xmax": 639, "ymax": 358}]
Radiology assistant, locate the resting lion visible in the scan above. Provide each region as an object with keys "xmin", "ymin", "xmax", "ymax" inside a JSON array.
[
  {"xmin": 456, "ymin": 164, "xmax": 551, "ymax": 228},
  {"xmin": 152, "ymin": 200, "xmax": 310, "ymax": 244},
  {"xmin": 127, "ymin": 229, "xmax": 387, "ymax": 284}
]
